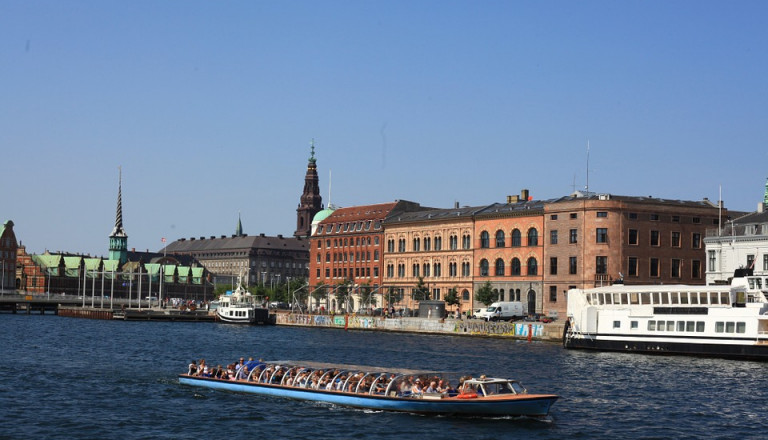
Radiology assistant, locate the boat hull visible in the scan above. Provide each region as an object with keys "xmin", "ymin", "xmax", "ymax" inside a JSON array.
[
  {"xmin": 178, "ymin": 375, "xmax": 557, "ymax": 417},
  {"xmin": 565, "ymin": 334, "xmax": 768, "ymax": 360}
]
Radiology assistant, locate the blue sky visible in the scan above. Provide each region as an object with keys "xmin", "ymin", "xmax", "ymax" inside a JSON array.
[{"xmin": 2, "ymin": 1, "xmax": 767, "ymax": 257}]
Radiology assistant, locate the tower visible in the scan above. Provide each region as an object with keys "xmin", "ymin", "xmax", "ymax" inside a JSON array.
[
  {"xmin": 236, "ymin": 212, "xmax": 244, "ymax": 237},
  {"xmin": 109, "ymin": 167, "xmax": 128, "ymax": 264},
  {"xmin": 295, "ymin": 140, "xmax": 323, "ymax": 238}
]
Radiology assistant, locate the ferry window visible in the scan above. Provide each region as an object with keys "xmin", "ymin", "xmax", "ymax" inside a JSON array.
[
  {"xmin": 670, "ymin": 293, "xmax": 679, "ymax": 305},
  {"xmin": 710, "ymin": 292, "xmax": 719, "ymax": 304},
  {"xmin": 661, "ymin": 292, "xmax": 669, "ymax": 305},
  {"xmin": 652, "ymin": 292, "xmax": 660, "ymax": 304},
  {"xmin": 630, "ymin": 293, "xmax": 639, "ymax": 305},
  {"xmin": 677, "ymin": 321, "xmax": 685, "ymax": 332},
  {"xmin": 686, "ymin": 321, "xmax": 695, "ymax": 332},
  {"xmin": 737, "ymin": 322, "xmax": 746, "ymax": 333},
  {"xmin": 696, "ymin": 322, "xmax": 705, "ymax": 332},
  {"xmin": 680, "ymin": 293, "xmax": 689, "ymax": 304},
  {"xmin": 657, "ymin": 320, "xmax": 665, "ymax": 331},
  {"xmin": 631, "ymin": 321, "xmax": 638, "ymax": 329},
  {"xmin": 749, "ymin": 279, "xmax": 757, "ymax": 289},
  {"xmin": 699, "ymin": 292, "xmax": 708, "ymax": 304},
  {"xmin": 613, "ymin": 293, "xmax": 622, "ymax": 304},
  {"xmin": 690, "ymin": 293, "xmax": 699, "ymax": 305},
  {"xmin": 613, "ymin": 321, "xmax": 620, "ymax": 329},
  {"xmin": 605, "ymin": 294, "xmax": 613, "ymax": 305},
  {"xmin": 597, "ymin": 294, "xmax": 604, "ymax": 305},
  {"xmin": 648, "ymin": 321, "xmax": 656, "ymax": 331},
  {"xmin": 726, "ymin": 322, "xmax": 735, "ymax": 333},
  {"xmin": 715, "ymin": 322, "xmax": 724, "ymax": 333},
  {"xmin": 641, "ymin": 292, "xmax": 651, "ymax": 304},
  {"xmin": 720, "ymin": 292, "xmax": 729, "ymax": 304}
]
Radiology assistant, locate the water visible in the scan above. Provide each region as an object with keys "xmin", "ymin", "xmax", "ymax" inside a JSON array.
[{"xmin": 1, "ymin": 314, "xmax": 767, "ymax": 439}]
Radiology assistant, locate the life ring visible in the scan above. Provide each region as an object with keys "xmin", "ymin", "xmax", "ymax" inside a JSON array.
[{"xmin": 456, "ymin": 392, "xmax": 478, "ymax": 399}]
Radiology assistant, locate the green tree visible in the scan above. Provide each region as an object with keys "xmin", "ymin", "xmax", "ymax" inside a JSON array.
[
  {"xmin": 412, "ymin": 277, "xmax": 430, "ymax": 301},
  {"xmin": 384, "ymin": 286, "xmax": 403, "ymax": 307},
  {"xmin": 359, "ymin": 283, "xmax": 377, "ymax": 308},
  {"xmin": 334, "ymin": 280, "xmax": 352, "ymax": 312},
  {"xmin": 311, "ymin": 284, "xmax": 328, "ymax": 310},
  {"xmin": 444, "ymin": 287, "xmax": 460, "ymax": 308},
  {"xmin": 474, "ymin": 281, "xmax": 497, "ymax": 306}
]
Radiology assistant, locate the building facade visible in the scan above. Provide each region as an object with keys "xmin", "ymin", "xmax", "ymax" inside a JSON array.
[
  {"xmin": 382, "ymin": 204, "xmax": 481, "ymax": 314},
  {"xmin": 543, "ymin": 192, "xmax": 721, "ymax": 317},
  {"xmin": 474, "ymin": 196, "xmax": 545, "ymax": 316}
]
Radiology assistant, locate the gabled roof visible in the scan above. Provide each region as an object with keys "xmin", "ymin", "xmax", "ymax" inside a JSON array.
[
  {"xmin": 548, "ymin": 192, "xmax": 718, "ymax": 209},
  {"xmin": 383, "ymin": 204, "xmax": 487, "ymax": 225},
  {"xmin": 162, "ymin": 234, "xmax": 308, "ymax": 253},
  {"xmin": 733, "ymin": 209, "xmax": 768, "ymax": 225}
]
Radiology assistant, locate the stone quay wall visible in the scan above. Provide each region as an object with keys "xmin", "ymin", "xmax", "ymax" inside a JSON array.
[{"xmin": 276, "ymin": 313, "xmax": 565, "ymax": 342}]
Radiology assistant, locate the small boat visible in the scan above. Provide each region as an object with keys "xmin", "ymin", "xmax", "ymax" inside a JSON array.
[
  {"xmin": 564, "ymin": 268, "xmax": 768, "ymax": 359},
  {"xmin": 178, "ymin": 360, "xmax": 558, "ymax": 417},
  {"xmin": 215, "ymin": 274, "xmax": 269, "ymax": 324}
]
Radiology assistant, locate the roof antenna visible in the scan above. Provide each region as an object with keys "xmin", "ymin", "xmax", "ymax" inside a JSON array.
[{"xmin": 585, "ymin": 140, "xmax": 590, "ymax": 193}]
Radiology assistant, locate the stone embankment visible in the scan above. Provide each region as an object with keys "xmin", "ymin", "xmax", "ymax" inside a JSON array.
[{"xmin": 276, "ymin": 313, "xmax": 565, "ymax": 342}]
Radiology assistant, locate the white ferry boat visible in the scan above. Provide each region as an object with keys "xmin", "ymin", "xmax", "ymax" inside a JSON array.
[
  {"xmin": 216, "ymin": 276, "xmax": 269, "ymax": 325},
  {"xmin": 564, "ymin": 269, "xmax": 768, "ymax": 359}
]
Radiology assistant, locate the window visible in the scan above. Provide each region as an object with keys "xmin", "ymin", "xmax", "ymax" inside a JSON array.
[
  {"xmin": 628, "ymin": 229, "xmax": 638, "ymax": 245},
  {"xmin": 650, "ymin": 230, "xmax": 660, "ymax": 246},
  {"xmin": 412, "ymin": 264, "xmax": 420, "ymax": 277},
  {"xmin": 424, "ymin": 237, "xmax": 431, "ymax": 251},
  {"xmin": 570, "ymin": 213, "xmax": 578, "ymax": 219},
  {"xmin": 569, "ymin": 229, "xmax": 578, "ymax": 244},
  {"xmin": 462, "ymin": 235, "xmax": 471, "ymax": 249},
  {"xmin": 551, "ymin": 214, "xmax": 558, "ymax": 220},
  {"xmin": 672, "ymin": 215, "xmax": 680, "ymax": 222},
  {"xmin": 692, "ymin": 217, "xmax": 701, "ymax": 224},
  {"xmin": 671, "ymin": 232, "xmax": 681, "ymax": 247},
  {"xmin": 480, "ymin": 231, "xmax": 489, "ymax": 248},
  {"xmin": 596, "ymin": 228, "xmax": 608, "ymax": 243},
  {"xmin": 511, "ymin": 258, "xmax": 521, "ymax": 276},
  {"xmin": 692, "ymin": 260, "xmax": 701, "ymax": 278},
  {"xmin": 631, "ymin": 321, "xmax": 638, "ymax": 329},
  {"xmin": 527, "ymin": 228, "xmax": 539, "ymax": 246},
  {"xmin": 413, "ymin": 238, "xmax": 421, "ymax": 252},
  {"xmin": 671, "ymin": 259, "xmax": 681, "ymax": 278},
  {"xmin": 709, "ymin": 250, "xmax": 716, "ymax": 272},
  {"xmin": 495, "ymin": 230, "xmax": 505, "ymax": 247},
  {"xmin": 495, "ymin": 258, "xmax": 505, "ymax": 276},
  {"xmin": 423, "ymin": 263, "xmax": 430, "ymax": 277},
  {"xmin": 628, "ymin": 257, "xmax": 638, "ymax": 277},
  {"xmin": 597, "ymin": 211, "xmax": 607, "ymax": 218},
  {"xmin": 650, "ymin": 258, "xmax": 659, "ymax": 277},
  {"xmin": 480, "ymin": 259, "xmax": 489, "ymax": 277},
  {"xmin": 747, "ymin": 255, "xmax": 755, "ymax": 270},
  {"xmin": 569, "ymin": 257, "xmax": 577, "ymax": 275},
  {"xmin": 650, "ymin": 214, "xmax": 659, "ymax": 221},
  {"xmin": 550, "ymin": 257, "xmax": 558, "ymax": 275},
  {"xmin": 462, "ymin": 290, "xmax": 470, "ymax": 301},
  {"xmin": 613, "ymin": 321, "xmax": 621, "ymax": 329},
  {"xmin": 462, "ymin": 262, "xmax": 471, "ymax": 276},
  {"xmin": 527, "ymin": 257, "xmax": 538, "ymax": 275},
  {"xmin": 692, "ymin": 233, "xmax": 701, "ymax": 249},
  {"xmin": 764, "ymin": 255, "xmax": 768, "ymax": 271},
  {"xmin": 550, "ymin": 230, "xmax": 558, "ymax": 245},
  {"xmin": 549, "ymin": 286, "xmax": 557, "ymax": 302},
  {"xmin": 511, "ymin": 229, "xmax": 521, "ymax": 247},
  {"xmin": 596, "ymin": 256, "xmax": 607, "ymax": 274},
  {"xmin": 629, "ymin": 212, "xmax": 638, "ymax": 219}
]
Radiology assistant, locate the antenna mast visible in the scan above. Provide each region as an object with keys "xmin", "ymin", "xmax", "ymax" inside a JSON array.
[{"xmin": 585, "ymin": 140, "xmax": 590, "ymax": 193}]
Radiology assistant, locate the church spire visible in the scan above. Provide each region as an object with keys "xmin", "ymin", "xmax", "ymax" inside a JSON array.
[
  {"xmin": 236, "ymin": 212, "xmax": 244, "ymax": 236},
  {"xmin": 295, "ymin": 140, "xmax": 323, "ymax": 238},
  {"xmin": 109, "ymin": 167, "xmax": 128, "ymax": 264}
]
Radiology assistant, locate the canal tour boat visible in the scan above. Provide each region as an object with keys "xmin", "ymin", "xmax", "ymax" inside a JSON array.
[
  {"xmin": 178, "ymin": 360, "xmax": 558, "ymax": 417},
  {"xmin": 215, "ymin": 277, "xmax": 269, "ymax": 324},
  {"xmin": 564, "ymin": 269, "xmax": 768, "ymax": 359}
]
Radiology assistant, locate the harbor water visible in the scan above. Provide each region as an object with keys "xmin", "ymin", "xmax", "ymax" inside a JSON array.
[{"xmin": 2, "ymin": 314, "xmax": 767, "ymax": 439}]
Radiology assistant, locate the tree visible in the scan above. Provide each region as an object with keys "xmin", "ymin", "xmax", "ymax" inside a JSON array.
[
  {"xmin": 444, "ymin": 287, "xmax": 460, "ymax": 309},
  {"xmin": 474, "ymin": 281, "xmax": 497, "ymax": 306},
  {"xmin": 385, "ymin": 286, "xmax": 403, "ymax": 307},
  {"xmin": 334, "ymin": 280, "xmax": 352, "ymax": 312},
  {"xmin": 311, "ymin": 284, "xmax": 328, "ymax": 310},
  {"xmin": 412, "ymin": 277, "xmax": 430, "ymax": 301},
  {"xmin": 359, "ymin": 283, "xmax": 377, "ymax": 309}
]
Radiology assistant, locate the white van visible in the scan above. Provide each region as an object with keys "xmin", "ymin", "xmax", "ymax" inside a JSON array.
[{"xmin": 476, "ymin": 301, "xmax": 524, "ymax": 321}]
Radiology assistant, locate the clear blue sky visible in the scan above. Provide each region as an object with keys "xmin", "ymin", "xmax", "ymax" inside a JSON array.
[{"xmin": 2, "ymin": 1, "xmax": 767, "ymax": 257}]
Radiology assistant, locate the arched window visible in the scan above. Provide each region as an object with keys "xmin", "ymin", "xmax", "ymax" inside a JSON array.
[
  {"xmin": 495, "ymin": 230, "xmax": 505, "ymax": 247},
  {"xmin": 495, "ymin": 258, "xmax": 505, "ymax": 276},
  {"xmin": 527, "ymin": 257, "xmax": 538, "ymax": 275},
  {"xmin": 511, "ymin": 258, "xmax": 521, "ymax": 276},
  {"xmin": 480, "ymin": 231, "xmax": 490, "ymax": 248},
  {"xmin": 499, "ymin": 288, "xmax": 505, "ymax": 301},
  {"xmin": 480, "ymin": 259, "xmax": 489, "ymax": 276},
  {"xmin": 462, "ymin": 289, "xmax": 470, "ymax": 301},
  {"xmin": 511, "ymin": 229, "xmax": 521, "ymax": 247},
  {"xmin": 527, "ymin": 228, "xmax": 539, "ymax": 246}
]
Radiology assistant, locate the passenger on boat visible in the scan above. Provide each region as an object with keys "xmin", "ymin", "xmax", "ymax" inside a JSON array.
[
  {"xmin": 188, "ymin": 360, "xmax": 197, "ymax": 376},
  {"xmin": 411, "ymin": 378, "xmax": 423, "ymax": 395},
  {"xmin": 425, "ymin": 381, "xmax": 437, "ymax": 393},
  {"xmin": 197, "ymin": 359, "xmax": 207, "ymax": 376}
]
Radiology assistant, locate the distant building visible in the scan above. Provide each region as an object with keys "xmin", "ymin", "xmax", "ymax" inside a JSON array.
[
  {"xmin": 705, "ymin": 178, "xmax": 768, "ymax": 283},
  {"xmin": 1, "ymin": 220, "xmax": 17, "ymax": 292}
]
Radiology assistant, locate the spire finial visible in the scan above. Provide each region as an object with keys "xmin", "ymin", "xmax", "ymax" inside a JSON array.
[
  {"xmin": 309, "ymin": 139, "xmax": 317, "ymax": 165},
  {"xmin": 112, "ymin": 166, "xmax": 126, "ymax": 236},
  {"xmin": 236, "ymin": 212, "xmax": 243, "ymax": 236}
]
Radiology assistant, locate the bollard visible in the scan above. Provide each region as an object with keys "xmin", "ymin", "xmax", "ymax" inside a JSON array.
[{"xmin": 528, "ymin": 324, "xmax": 532, "ymax": 342}]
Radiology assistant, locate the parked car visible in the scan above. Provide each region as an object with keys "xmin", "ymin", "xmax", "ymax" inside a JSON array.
[{"xmin": 269, "ymin": 301, "xmax": 289, "ymax": 310}]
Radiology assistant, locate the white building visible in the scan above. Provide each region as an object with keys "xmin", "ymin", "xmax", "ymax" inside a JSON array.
[{"xmin": 705, "ymin": 180, "xmax": 768, "ymax": 284}]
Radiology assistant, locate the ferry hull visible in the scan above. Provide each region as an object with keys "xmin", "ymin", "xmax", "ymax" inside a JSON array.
[
  {"xmin": 565, "ymin": 336, "xmax": 768, "ymax": 360},
  {"xmin": 178, "ymin": 375, "xmax": 557, "ymax": 417}
]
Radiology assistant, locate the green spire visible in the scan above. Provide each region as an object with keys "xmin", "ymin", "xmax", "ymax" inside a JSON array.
[{"xmin": 236, "ymin": 212, "xmax": 243, "ymax": 236}]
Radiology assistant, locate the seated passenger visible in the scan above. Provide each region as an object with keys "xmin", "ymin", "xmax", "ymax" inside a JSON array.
[
  {"xmin": 411, "ymin": 379, "xmax": 423, "ymax": 395},
  {"xmin": 425, "ymin": 381, "xmax": 437, "ymax": 393},
  {"xmin": 188, "ymin": 360, "xmax": 197, "ymax": 376}
]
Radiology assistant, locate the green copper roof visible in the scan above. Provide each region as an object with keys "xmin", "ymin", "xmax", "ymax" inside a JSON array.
[
  {"xmin": 312, "ymin": 208, "xmax": 335, "ymax": 223},
  {"xmin": 103, "ymin": 260, "xmax": 120, "ymax": 272}
]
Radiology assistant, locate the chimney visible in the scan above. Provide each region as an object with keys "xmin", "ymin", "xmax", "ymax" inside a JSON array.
[
  {"xmin": 454, "ymin": 201, "xmax": 459, "ymax": 209},
  {"xmin": 278, "ymin": 234, "xmax": 284, "ymax": 239},
  {"xmin": 507, "ymin": 195, "xmax": 520, "ymax": 203},
  {"xmin": 521, "ymin": 189, "xmax": 530, "ymax": 201}
]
